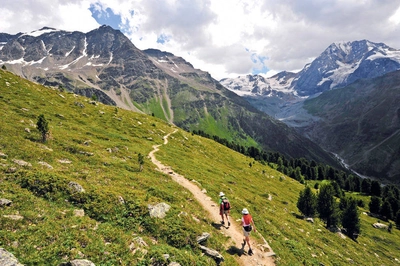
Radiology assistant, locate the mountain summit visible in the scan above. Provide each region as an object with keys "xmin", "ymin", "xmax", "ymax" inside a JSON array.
[
  {"xmin": 220, "ymin": 40, "xmax": 400, "ymax": 184},
  {"xmin": 0, "ymin": 26, "xmax": 339, "ymax": 165},
  {"xmin": 221, "ymin": 40, "xmax": 400, "ymax": 99},
  {"xmin": 293, "ymin": 40, "xmax": 400, "ymax": 96}
]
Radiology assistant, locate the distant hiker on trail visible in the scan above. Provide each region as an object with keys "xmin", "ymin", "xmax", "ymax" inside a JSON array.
[
  {"xmin": 241, "ymin": 208, "xmax": 256, "ymax": 255},
  {"xmin": 218, "ymin": 192, "xmax": 231, "ymax": 226}
]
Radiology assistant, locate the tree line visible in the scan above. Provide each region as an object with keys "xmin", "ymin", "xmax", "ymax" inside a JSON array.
[{"xmin": 192, "ymin": 129, "xmax": 400, "ymax": 230}]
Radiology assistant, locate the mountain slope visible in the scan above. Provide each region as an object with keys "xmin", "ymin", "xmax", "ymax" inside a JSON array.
[
  {"xmin": 1, "ymin": 69, "xmax": 399, "ymax": 266},
  {"xmin": 293, "ymin": 40, "xmax": 400, "ymax": 96},
  {"xmin": 0, "ymin": 26, "xmax": 339, "ymax": 166},
  {"xmin": 221, "ymin": 40, "xmax": 400, "ymax": 100},
  {"xmin": 302, "ymin": 70, "xmax": 400, "ymax": 184},
  {"xmin": 220, "ymin": 40, "xmax": 400, "ymax": 184}
]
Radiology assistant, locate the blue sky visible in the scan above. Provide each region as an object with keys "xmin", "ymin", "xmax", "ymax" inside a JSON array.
[
  {"xmin": 89, "ymin": 4, "xmax": 122, "ymax": 31},
  {"xmin": 1, "ymin": 0, "xmax": 400, "ymax": 80}
]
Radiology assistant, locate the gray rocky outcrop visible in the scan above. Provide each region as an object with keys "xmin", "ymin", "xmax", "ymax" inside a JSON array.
[
  {"xmin": 196, "ymin": 232, "xmax": 210, "ymax": 244},
  {"xmin": 74, "ymin": 209, "xmax": 85, "ymax": 217},
  {"xmin": 12, "ymin": 159, "xmax": 32, "ymax": 167},
  {"xmin": 199, "ymin": 245, "xmax": 224, "ymax": 263},
  {"xmin": 0, "ymin": 248, "xmax": 23, "ymax": 266},
  {"xmin": 59, "ymin": 259, "xmax": 96, "ymax": 266},
  {"xmin": 148, "ymin": 203, "xmax": 171, "ymax": 218},
  {"xmin": 372, "ymin": 223, "xmax": 388, "ymax": 229},
  {"xmin": 3, "ymin": 214, "xmax": 24, "ymax": 220},
  {"xmin": 0, "ymin": 198, "xmax": 12, "ymax": 207},
  {"xmin": 68, "ymin": 182, "xmax": 85, "ymax": 193}
]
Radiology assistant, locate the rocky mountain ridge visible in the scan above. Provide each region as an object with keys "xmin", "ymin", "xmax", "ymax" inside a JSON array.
[
  {"xmin": 0, "ymin": 26, "xmax": 339, "ymax": 166},
  {"xmin": 221, "ymin": 40, "xmax": 400, "ymax": 101},
  {"xmin": 220, "ymin": 40, "xmax": 400, "ymax": 184}
]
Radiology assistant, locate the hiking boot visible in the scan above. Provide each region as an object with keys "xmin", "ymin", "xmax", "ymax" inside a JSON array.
[
  {"xmin": 221, "ymin": 221, "xmax": 225, "ymax": 225},
  {"xmin": 248, "ymin": 248, "xmax": 253, "ymax": 255},
  {"xmin": 228, "ymin": 221, "xmax": 231, "ymax": 226}
]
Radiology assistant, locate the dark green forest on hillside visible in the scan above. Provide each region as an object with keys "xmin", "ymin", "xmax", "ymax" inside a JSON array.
[{"xmin": 192, "ymin": 129, "xmax": 400, "ymax": 228}]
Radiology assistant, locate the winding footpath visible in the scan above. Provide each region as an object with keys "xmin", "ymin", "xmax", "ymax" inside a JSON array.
[{"xmin": 149, "ymin": 130, "xmax": 275, "ymax": 266}]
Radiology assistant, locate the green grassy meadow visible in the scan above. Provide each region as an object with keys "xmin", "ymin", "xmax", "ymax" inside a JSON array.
[{"xmin": 0, "ymin": 69, "xmax": 399, "ymax": 265}]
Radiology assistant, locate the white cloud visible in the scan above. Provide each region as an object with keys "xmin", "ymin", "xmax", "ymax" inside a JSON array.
[{"xmin": 1, "ymin": 0, "xmax": 400, "ymax": 80}]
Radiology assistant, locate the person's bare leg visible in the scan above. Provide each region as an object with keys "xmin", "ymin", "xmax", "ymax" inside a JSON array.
[
  {"xmin": 225, "ymin": 213, "xmax": 230, "ymax": 226},
  {"xmin": 245, "ymin": 236, "xmax": 251, "ymax": 249},
  {"xmin": 246, "ymin": 236, "xmax": 253, "ymax": 255}
]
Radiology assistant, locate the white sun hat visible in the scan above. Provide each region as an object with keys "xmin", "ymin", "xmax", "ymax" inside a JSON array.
[
  {"xmin": 242, "ymin": 208, "xmax": 249, "ymax": 214},
  {"xmin": 219, "ymin": 192, "xmax": 225, "ymax": 197}
]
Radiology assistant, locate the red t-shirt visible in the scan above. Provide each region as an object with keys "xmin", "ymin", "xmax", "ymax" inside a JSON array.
[{"xmin": 242, "ymin": 214, "xmax": 253, "ymax": 226}]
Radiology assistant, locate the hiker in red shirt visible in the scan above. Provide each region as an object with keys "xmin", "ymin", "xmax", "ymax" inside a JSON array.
[{"xmin": 241, "ymin": 208, "xmax": 256, "ymax": 255}]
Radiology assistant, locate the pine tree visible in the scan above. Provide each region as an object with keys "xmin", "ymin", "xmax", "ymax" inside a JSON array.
[
  {"xmin": 369, "ymin": 196, "xmax": 381, "ymax": 214},
  {"xmin": 395, "ymin": 210, "xmax": 400, "ymax": 229},
  {"xmin": 317, "ymin": 183, "xmax": 338, "ymax": 228},
  {"xmin": 297, "ymin": 186, "xmax": 317, "ymax": 217},
  {"xmin": 341, "ymin": 197, "xmax": 361, "ymax": 239},
  {"xmin": 36, "ymin": 114, "xmax": 49, "ymax": 142},
  {"xmin": 380, "ymin": 200, "xmax": 393, "ymax": 220},
  {"xmin": 370, "ymin": 181, "xmax": 382, "ymax": 197},
  {"xmin": 361, "ymin": 179, "xmax": 371, "ymax": 195},
  {"xmin": 138, "ymin": 153, "xmax": 144, "ymax": 172}
]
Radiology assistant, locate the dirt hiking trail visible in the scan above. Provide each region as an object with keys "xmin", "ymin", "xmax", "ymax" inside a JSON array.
[{"xmin": 149, "ymin": 130, "xmax": 276, "ymax": 266}]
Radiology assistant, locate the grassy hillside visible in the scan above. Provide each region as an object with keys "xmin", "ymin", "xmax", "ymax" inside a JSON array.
[{"xmin": 0, "ymin": 69, "xmax": 399, "ymax": 265}]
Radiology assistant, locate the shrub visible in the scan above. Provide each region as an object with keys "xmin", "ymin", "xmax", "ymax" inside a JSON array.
[{"xmin": 18, "ymin": 172, "xmax": 68, "ymax": 201}]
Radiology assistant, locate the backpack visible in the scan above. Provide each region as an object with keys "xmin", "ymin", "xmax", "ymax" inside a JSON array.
[{"xmin": 222, "ymin": 198, "xmax": 231, "ymax": 210}]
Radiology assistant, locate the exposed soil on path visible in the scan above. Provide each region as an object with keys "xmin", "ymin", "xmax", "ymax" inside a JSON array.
[{"xmin": 149, "ymin": 130, "xmax": 276, "ymax": 266}]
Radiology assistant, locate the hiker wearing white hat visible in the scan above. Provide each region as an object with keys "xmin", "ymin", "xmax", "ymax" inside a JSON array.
[
  {"xmin": 241, "ymin": 208, "xmax": 256, "ymax": 255},
  {"xmin": 218, "ymin": 192, "xmax": 231, "ymax": 226}
]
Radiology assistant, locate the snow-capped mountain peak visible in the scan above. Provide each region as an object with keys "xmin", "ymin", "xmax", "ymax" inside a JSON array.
[
  {"xmin": 220, "ymin": 39, "xmax": 400, "ymax": 120},
  {"xmin": 23, "ymin": 27, "xmax": 59, "ymax": 37},
  {"xmin": 220, "ymin": 72, "xmax": 296, "ymax": 97},
  {"xmin": 291, "ymin": 40, "xmax": 400, "ymax": 96}
]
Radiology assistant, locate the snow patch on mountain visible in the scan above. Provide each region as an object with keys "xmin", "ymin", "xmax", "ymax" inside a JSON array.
[
  {"xmin": 220, "ymin": 73, "xmax": 296, "ymax": 97},
  {"xmin": 368, "ymin": 48, "xmax": 400, "ymax": 61},
  {"xmin": 24, "ymin": 27, "xmax": 58, "ymax": 37},
  {"xmin": 108, "ymin": 52, "xmax": 113, "ymax": 65},
  {"xmin": 327, "ymin": 60, "xmax": 360, "ymax": 88},
  {"xmin": 65, "ymin": 46, "xmax": 75, "ymax": 57},
  {"xmin": 220, "ymin": 40, "xmax": 400, "ymax": 127}
]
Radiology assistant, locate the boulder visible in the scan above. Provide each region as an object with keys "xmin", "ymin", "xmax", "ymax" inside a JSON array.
[
  {"xmin": 3, "ymin": 215, "xmax": 23, "ymax": 220},
  {"xmin": 68, "ymin": 182, "xmax": 85, "ymax": 193},
  {"xmin": 0, "ymin": 198, "xmax": 12, "ymax": 207},
  {"xmin": 148, "ymin": 203, "xmax": 171, "ymax": 218},
  {"xmin": 59, "ymin": 259, "xmax": 95, "ymax": 266},
  {"xmin": 199, "ymin": 245, "xmax": 224, "ymax": 262},
  {"xmin": 372, "ymin": 223, "xmax": 388, "ymax": 229},
  {"xmin": 118, "ymin": 196, "xmax": 125, "ymax": 205},
  {"xmin": 38, "ymin": 161, "xmax": 53, "ymax": 169},
  {"xmin": 12, "ymin": 159, "xmax": 32, "ymax": 167},
  {"xmin": 168, "ymin": 262, "xmax": 181, "ymax": 266},
  {"xmin": 0, "ymin": 248, "xmax": 23, "ymax": 266},
  {"xmin": 196, "ymin": 232, "xmax": 210, "ymax": 244},
  {"xmin": 74, "ymin": 209, "xmax": 85, "ymax": 217}
]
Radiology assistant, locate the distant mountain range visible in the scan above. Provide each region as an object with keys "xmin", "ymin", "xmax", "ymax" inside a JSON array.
[
  {"xmin": 221, "ymin": 40, "xmax": 400, "ymax": 98},
  {"xmin": 220, "ymin": 40, "xmax": 400, "ymax": 184},
  {"xmin": 0, "ymin": 26, "xmax": 339, "ymax": 167}
]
